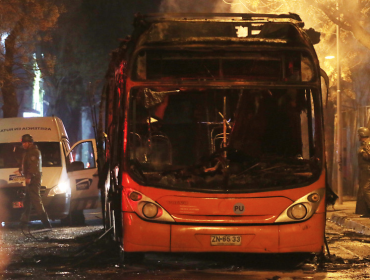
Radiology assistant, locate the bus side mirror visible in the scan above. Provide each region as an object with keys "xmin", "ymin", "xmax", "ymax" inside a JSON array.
[
  {"xmin": 67, "ymin": 161, "xmax": 85, "ymax": 172},
  {"xmin": 305, "ymin": 28, "xmax": 321, "ymax": 45}
]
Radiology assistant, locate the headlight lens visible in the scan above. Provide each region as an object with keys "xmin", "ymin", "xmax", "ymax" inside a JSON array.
[
  {"xmin": 289, "ymin": 203, "xmax": 307, "ymax": 219},
  {"xmin": 142, "ymin": 202, "xmax": 158, "ymax": 218},
  {"xmin": 48, "ymin": 181, "xmax": 71, "ymax": 196}
]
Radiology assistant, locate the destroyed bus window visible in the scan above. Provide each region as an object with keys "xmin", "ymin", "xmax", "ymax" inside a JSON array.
[
  {"xmin": 127, "ymin": 87, "xmax": 322, "ymax": 192},
  {"xmin": 134, "ymin": 50, "xmax": 314, "ymax": 82},
  {"xmin": 143, "ymin": 21, "xmax": 302, "ymax": 43}
]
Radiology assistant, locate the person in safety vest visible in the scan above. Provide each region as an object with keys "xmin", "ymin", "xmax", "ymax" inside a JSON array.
[
  {"xmin": 355, "ymin": 127, "xmax": 370, "ymax": 217},
  {"xmin": 19, "ymin": 134, "xmax": 52, "ymax": 229}
]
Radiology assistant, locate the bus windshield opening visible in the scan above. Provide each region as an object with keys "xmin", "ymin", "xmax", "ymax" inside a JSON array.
[{"xmin": 128, "ymin": 87, "xmax": 322, "ymax": 192}]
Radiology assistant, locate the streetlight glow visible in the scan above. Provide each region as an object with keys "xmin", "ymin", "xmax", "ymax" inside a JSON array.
[{"xmin": 325, "ymin": 55, "xmax": 335, "ymax": 59}]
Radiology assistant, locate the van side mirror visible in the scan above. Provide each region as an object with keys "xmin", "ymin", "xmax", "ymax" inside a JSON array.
[{"xmin": 67, "ymin": 161, "xmax": 85, "ymax": 172}]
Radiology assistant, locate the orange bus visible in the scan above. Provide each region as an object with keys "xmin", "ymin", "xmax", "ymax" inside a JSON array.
[{"xmin": 100, "ymin": 13, "xmax": 328, "ymax": 263}]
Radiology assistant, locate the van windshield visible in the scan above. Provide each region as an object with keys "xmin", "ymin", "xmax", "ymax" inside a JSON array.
[{"xmin": 0, "ymin": 142, "xmax": 62, "ymax": 169}]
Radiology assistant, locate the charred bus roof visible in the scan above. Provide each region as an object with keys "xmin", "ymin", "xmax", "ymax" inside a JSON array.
[
  {"xmin": 106, "ymin": 13, "xmax": 320, "ymax": 83},
  {"xmin": 108, "ymin": 13, "xmax": 318, "ymax": 68},
  {"xmin": 128, "ymin": 13, "xmax": 315, "ymax": 48}
]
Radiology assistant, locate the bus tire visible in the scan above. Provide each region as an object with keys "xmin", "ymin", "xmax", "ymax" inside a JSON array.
[{"xmin": 120, "ymin": 250, "xmax": 145, "ymax": 264}]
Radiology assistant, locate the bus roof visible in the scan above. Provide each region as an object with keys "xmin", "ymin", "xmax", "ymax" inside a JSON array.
[
  {"xmin": 128, "ymin": 13, "xmax": 315, "ymax": 50},
  {"xmin": 136, "ymin": 13, "xmax": 304, "ymax": 26}
]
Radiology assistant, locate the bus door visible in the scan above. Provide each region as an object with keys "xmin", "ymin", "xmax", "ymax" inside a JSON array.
[{"xmin": 66, "ymin": 139, "xmax": 100, "ymax": 211}]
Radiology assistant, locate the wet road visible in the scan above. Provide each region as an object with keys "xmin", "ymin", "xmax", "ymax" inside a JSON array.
[{"xmin": 1, "ymin": 211, "xmax": 370, "ymax": 280}]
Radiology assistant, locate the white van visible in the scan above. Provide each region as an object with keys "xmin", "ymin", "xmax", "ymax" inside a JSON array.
[{"xmin": 0, "ymin": 116, "xmax": 100, "ymax": 225}]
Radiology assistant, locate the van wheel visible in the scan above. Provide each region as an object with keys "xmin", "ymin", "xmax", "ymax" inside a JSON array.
[
  {"xmin": 71, "ymin": 210, "xmax": 85, "ymax": 225},
  {"xmin": 60, "ymin": 210, "xmax": 85, "ymax": 226}
]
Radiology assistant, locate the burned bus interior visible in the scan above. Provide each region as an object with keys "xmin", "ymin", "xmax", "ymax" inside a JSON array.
[{"xmin": 128, "ymin": 86, "xmax": 322, "ymax": 192}]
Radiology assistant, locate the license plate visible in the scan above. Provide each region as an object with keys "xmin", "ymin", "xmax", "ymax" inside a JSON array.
[
  {"xmin": 211, "ymin": 235, "xmax": 241, "ymax": 246},
  {"xmin": 12, "ymin": 201, "xmax": 24, "ymax": 208}
]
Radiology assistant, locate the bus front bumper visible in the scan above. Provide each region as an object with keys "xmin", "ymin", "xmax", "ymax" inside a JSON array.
[{"xmin": 122, "ymin": 212, "xmax": 325, "ymax": 254}]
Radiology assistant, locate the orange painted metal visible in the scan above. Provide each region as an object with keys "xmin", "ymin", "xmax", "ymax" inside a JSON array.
[
  {"xmin": 279, "ymin": 213, "xmax": 325, "ymax": 253},
  {"xmin": 121, "ymin": 211, "xmax": 324, "ymax": 253},
  {"xmin": 122, "ymin": 212, "xmax": 171, "ymax": 252},
  {"xmin": 122, "ymin": 172, "xmax": 326, "ymax": 203},
  {"xmin": 157, "ymin": 196, "xmax": 292, "ymax": 217},
  {"xmin": 121, "ymin": 171, "xmax": 326, "ymax": 253}
]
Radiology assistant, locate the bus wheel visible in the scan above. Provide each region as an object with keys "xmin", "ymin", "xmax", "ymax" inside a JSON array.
[
  {"xmin": 120, "ymin": 250, "xmax": 145, "ymax": 264},
  {"xmin": 314, "ymin": 250, "xmax": 327, "ymax": 269}
]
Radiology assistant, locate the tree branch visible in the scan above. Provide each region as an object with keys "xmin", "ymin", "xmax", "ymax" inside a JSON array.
[{"xmin": 314, "ymin": 2, "xmax": 352, "ymax": 31}]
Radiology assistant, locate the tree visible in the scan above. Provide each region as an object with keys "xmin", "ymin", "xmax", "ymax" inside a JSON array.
[
  {"xmin": 215, "ymin": 1, "xmax": 370, "ymax": 49},
  {"xmin": 34, "ymin": 0, "xmax": 161, "ymax": 143},
  {"xmin": 311, "ymin": 0, "xmax": 370, "ymax": 50},
  {"xmin": 0, "ymin": 0, "xmax": 62, "ymax": 118}
]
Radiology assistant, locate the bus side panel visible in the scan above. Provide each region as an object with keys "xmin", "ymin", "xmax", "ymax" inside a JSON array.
[
  {"xmin": 123, "ymin": 212, "xmax": 171, "ymax": 252},
  {"xmin": 170, "ymin": 225, "xmax": 279, "ymax": 253},
  {"xmin": 278, "ymin": 213, "xmax": 325, "ymax": 253}
]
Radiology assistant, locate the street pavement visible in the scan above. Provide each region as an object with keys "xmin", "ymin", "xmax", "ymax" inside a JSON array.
[{"xmin": 327, "ymin": 199, "xmax": 370, "ymax": 236}]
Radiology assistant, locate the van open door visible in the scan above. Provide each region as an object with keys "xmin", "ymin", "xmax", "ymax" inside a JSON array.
[{"xmin": 64, "ymin": 139, "xmax": 100, "ymax": 225}]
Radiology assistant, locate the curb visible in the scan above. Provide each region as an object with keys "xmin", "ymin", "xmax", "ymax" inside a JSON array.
[{"xmin": 328, "ymin": 213, "xmax": 370, "ymax": 236}]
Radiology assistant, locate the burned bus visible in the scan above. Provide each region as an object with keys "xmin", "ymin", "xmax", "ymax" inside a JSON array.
[{"xmin": 100, "ymin": 13, "xmax": 328, "ymax": 262}]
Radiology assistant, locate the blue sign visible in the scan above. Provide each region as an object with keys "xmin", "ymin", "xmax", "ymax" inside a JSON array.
[{"xmin": 76, "ymin": 178, "xmax": 92, "ymax": 190}]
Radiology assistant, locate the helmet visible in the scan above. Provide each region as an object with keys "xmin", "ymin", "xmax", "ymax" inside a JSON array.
[
  {"xmin": 358, "ymin": 127, "xmax": 370, "ymax": 138},
  {"xmin": 21, "ymin": 134, "xmax": 33, "ymax": 143}
]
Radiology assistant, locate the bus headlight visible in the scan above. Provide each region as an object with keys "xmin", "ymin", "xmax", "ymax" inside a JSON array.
[
  {"xmin": 288, "ymin": 203, "xmax": 307, "ymax": 219},
  {"xmin": 48, "ymin": 181, "xmax": 71, "ymax": 196},
  {"xmin": 125, "ymin": 189, "xmax": 174, "ymax": 222},
  {"xmin": 275, "ymin": 188, "xmax": 325, "ymax": 223},
  {"xmin": 142, "ymin": 202, "xmax": 159, "ymax": 218}
]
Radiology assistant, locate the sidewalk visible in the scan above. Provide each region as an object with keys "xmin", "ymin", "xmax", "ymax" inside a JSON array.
[{"xmin": 327, "ymin": 200, "xmax": 370, "ymax": 235}]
